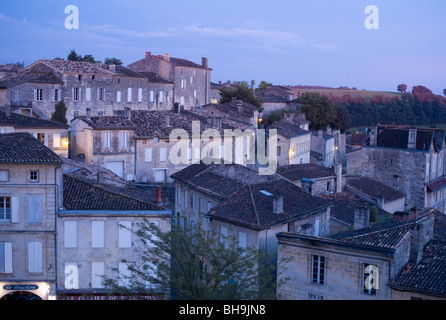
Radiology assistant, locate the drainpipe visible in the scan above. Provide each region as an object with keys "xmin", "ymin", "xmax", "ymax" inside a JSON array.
[{"xmin": 53, "ymin": 164, "xmax": 61, "ymax": 299}]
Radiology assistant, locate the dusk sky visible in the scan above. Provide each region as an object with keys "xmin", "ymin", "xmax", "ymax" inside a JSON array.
[{"xmin": 1, "ymin": 0, "xmax": 445, "ymax": 94}]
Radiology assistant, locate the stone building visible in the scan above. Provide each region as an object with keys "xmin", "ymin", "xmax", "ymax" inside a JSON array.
[
  {"xmin": 171, "ymin": 163, "xmax": 333, "ymax": 258},
  {"xmin": 57, "ymin": 174, "xmax": 172, "ymax": 299},
  {"xmin": 0, "ymin": 59, "xmax": 157, "ymax": 123},
  {"xmin": 129, "ymin": 52, "xmax": 212, "ymax": 110},
  {"xmin": 359, "ymin": 126, "xmax": 446, "ymax": 213},
  {"xmin": 70, "ymin": 109, "xmax": 253, "ymax": 183},
  {"xmin": 277, "ymin": 208, "xmax": 441, "ymax": 300},
  {"xmin": 0, "ymin": 108, "xmax": 69, "ymax": 157},
  {"xmin": 269, "ymin": 119, "xmax": 311, "ymax": 166},
  {"xmin": 0, "ymin": 132, "xmax": 63, "ymax": 300}
]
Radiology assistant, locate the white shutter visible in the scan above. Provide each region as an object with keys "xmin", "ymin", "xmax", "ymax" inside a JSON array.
[
  {"xmin": 27, "ymin": 196, "xmax": 42, "ymax": 223},
  {"xmin": 154, "ymin": 170, "xmax": 166, "ymax": 182},
  {"xmin": 117, "ymin": 91, "xmax": 121, "ymax": 102},
  {"xmin": 1, "ymin": 242, "xmax": 13, "ymax": 273},
  {"xmin": 11, "ymin": 196, "xmax": 19, "ymax": 223},
  {"xmin": 58, "ymin": 89, "xmax": 62, "ymax": 101},
  {"xmin": 118, "ymin": 221, "xmax": 132, "ymax": 248},
  {"xmin": 51, "ymin": 89, "xmax": 56, "ymax": 102},
  {"xmin": 28, "ymin": 242, "xmax": 42, "ymax": 273},
  {"xmin": 86, "ymin": 88, "xmax": 91, "ymax": 101},
  {"xmin": 78, "ymin": 87, "xmax": 82, "ymax": 101},
  {"xmin": 44, "ymin": 133, "xmax": 49, "ymax": 147},
  {"xmin": 91, "ymin": 262, "xmax": 105, "ymax": 288},
  {"xmin": 159, "ymin": 91, "xmax": 163, "ymax": 103},
  {"xmin": 149, "ymin": 91, "xmax": 154, "ymax": 102},
  {"xmin": 119, "ymin": 262, "xmax": 131, "ymax": 287},
  {"xmin": 145, "ymin": 148, "xmax": 153, "ymax": 162},
  {"xmin": 34, "ymin": 89, "xmax": 37, "ymax": 101},
  {"xmin": 91, "ymin": 221, "xmax": 105, "ymax": 248},
  {"xmin": 160, "ymin": 148, "xmax": 167, "ymax": 162},
  {"xmin": 127, "ymin": 88, "xmax": 132, "ymax": 102},
  {"xmin": 119, "ymin": 132, "xmax": 128, "ymax": 148},
  {"xmin": 239, "ymin": 232, "xmax": 247, "ymax": 249},
  {"xmin": 53, "ymin": 133, "xmax": 61, "ymax": 148},
  {"xmin": 64, "ymin": 221, "xmax": 78, "ymax": 248},
  {"xmin": 138, "ymin": 88, "xmax": 143, "ymax": 102}
]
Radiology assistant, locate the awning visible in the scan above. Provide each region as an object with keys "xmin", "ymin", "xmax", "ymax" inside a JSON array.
[{"xmin": 427, "ymin": 177, "xmax": 446, "ymax": 193}]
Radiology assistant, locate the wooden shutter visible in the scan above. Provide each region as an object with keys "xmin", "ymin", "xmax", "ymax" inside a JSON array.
[
  {"xmin": 91, "ymin": 221, "xmax": 105, "ymax": 248},
  {"xmin": 28, "ymin": 242, "xmax": 42, "ymax": 273},
  {"xmin": 11, "ymin": 196, "xmax": 19, "ymax": 223},
  {"xmin": 0, "ymin": 242, "xmax": 13, "ymax": 273},
  {"xmin": 118, "ymin": 221, "xmax": 132, "ymax": 248},
  {"xmin": 28, "ymin": 196, "xmax": 42, "ymax": 223}
]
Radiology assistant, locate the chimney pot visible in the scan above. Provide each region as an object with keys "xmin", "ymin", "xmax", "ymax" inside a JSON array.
[
  {"xmin": 354, "ymin": 205, "xmax": 370, "ymax": 230},
  {"xmin": 202, "ymin": 57, "xmax": 208, "ymax": 68},
  {"xmin": 156, "ymin": 186, "xmax": 162, "ymax": 204},
  {"xmin": 273, "ymin": 195, "xmax": 284, "ymax": 214},
  {"xmin": 145, "ymin": 52, "xmax": 151, "ymax": 58},
  {"xmin": 163, "ymin": 53, "xmax": 170, "ymax": 62}
]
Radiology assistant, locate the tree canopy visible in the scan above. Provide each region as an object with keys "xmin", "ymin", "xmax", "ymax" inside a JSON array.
[
  {"xmin": 219, "ymin": 82, "xmax": 263, "ymax": 111},
  {"xmin": 67, "ymin": 49, "xmax": 96, "ymax": 63},
  {"xmin": 102, "ymin": 219, "xmax": 290, "ymax": 300},
  {"xmin": 104, "ymin": 57, "xmax": 123, "ymax": 65},
  {"xmin": 299, "ymin": 92, "xmax": 337, "ymax": 130},
  {"xmin": 51, "ymin": 101, "xmax": 67, "ymax": 124}
]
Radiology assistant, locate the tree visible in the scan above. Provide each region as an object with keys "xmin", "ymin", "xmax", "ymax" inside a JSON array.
[
  {"xmin": 51, "ymin": 101, "xmax": 67, "ymax": 124},
  {"xmin": 397, "ymin": 84, "xmax": 407, "ymax": 93},
  {"xmin": 81, "ymin": 54, "xmax": 95, "ymax": 63},
  {"xmin": 219, "ymin": 83, "xmax": 263, "ymax": 111},
  {"xmin": 104, "ymin": 57, "xmax": 123, "ymax": 65},
  {"xmin": 5, "ymin": 61, "xmax": 24, "ymax": 68},
  {"xmin": 299, "ymin": 92, "xmax": 336, "ymax": 130},
  {"xmin": 257, "ymin": 81, "xmax": 273, "ymax": 90},
  {"xmin": 102, "ymin": 219, "xmax": 290, "ymax": 300},
  {"xmin": 332, "ymin": 104, "xmax": 350, "ymax": 132},
  {"xmin": 67, "ymin": 49, "xmax": 81, "ymax": 61}
]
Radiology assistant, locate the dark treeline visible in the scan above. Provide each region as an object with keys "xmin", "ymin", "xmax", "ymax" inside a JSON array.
[{"xmin": 326, "ymin": 86, "xmax": 446, "ymax": 128}]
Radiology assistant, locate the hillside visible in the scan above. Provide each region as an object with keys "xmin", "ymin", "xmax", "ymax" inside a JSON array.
[{"xmin": 287, "ymin": 87, "xmax": 401, "ymax": 100}]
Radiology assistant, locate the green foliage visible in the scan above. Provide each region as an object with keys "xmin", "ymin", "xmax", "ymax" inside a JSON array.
[
  {"xmin": 67, "ymin": 49, "xmax": 96, "ymax": 63},
  {"xmin": 51, "ymin": 101, "xmax": 67, "ymax": 124},
  {"xmin": 258, "ymin": 81, "xmax": 273, "ymax": 90},
  {"xmin": 299, "ymin": 92, "xmax": 337, "ymax": 130},
  {"xmin": 5, "ymin": 61, "xmax": 24, "ymax": 68},
  {"xmin": 219, "ymin": 83, "xmax": 263, "ymax": 111},
  {"xmin": 264, "ymin": 109, "xmax": 289, "ymax": 125},
  {"xmin": 102, "ymin": 219, "xmax": 291, "ymax": 300},
  {"xmin": 104, "ymin": 57, "xmax": 123, "ymax": 65}
]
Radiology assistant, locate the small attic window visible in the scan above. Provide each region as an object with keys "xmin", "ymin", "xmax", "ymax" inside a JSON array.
[
  {"xmin": 78, "ymin": 75, "xmax": 82, "ymax": 81},
  {"xmin": 260, "ymin": 190, "xmax": 273, "ymax": 196},
  {"xmin": 92, "ymin": 75, "xmax": 95, "ymax": 80}
]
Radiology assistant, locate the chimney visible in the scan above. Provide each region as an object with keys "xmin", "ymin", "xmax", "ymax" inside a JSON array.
[
  {"xmin": 124, "ymin": 107, "xmax": 131, "ymax": 121},
  {"xmin": 109, "ymin": 64, "xmax": 116, "ymax": 72},
  {"xmin": 354, "ymin": 205, "xmax": 370, "ymax": 230},
  {"xmin": 145, "ymin": 52, "xmax": 151, "ymax": 58},
  {"xmin": 156, "ymin": 186, "xmax": 162, "ymax": 205},
  {"xmin": 97, "ymin": 172, "xmax": 105, "ymax": 184},
  {"xmin": 86, "ymin": 108, "xmax": 91, "ymax": 120},
  {"xmin": 377, "ymin": 195, "xmax": 385, "ymax": 209},
  {"xmin": 369, "ymin": 127, "xmax": 377, "ymax": 146},
  {"xmin": 408, "ymin": 128, "xmax": 417, "ymax": 149},
  {"xmin": 393, "ymin": 207, "xmax": 418, "ymax": 221},
  {"xmin": 202, "ymin": 57, "xmax": 208, "ymax": 69},
  {"xmin": 409, "ymin": 223, "xmax": 425, "ymax": 264},
  {"xmin": 163, "ymin": 53, "xmax": 170, "ymax": 62},
  {"xmin": 301, "ymin": 179, "xmax": 316, "ymax": 196},
  {"xmin": 273, "ymin": 195, "xmax": 284, "ymax": 214},
  {"xmin": 334, "ymin": 163, "xmax": 343, "ymax": 193}
]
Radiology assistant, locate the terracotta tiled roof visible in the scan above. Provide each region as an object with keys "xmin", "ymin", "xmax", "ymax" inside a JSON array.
[
  {"xmin": 390, "ymin": 240, "xmax": 446, "ymax": 298},
  {"xmin": 62, "ymin": 174, "xmax": 166, "ymax": 211},
  {"xmin": 0, "ymin": 68, "xmax": 62, "ymax": 88},
  {"xmin": 269, "ymin": 119, "xmax": 310, "ymax": 139},
  {"xmin": 136, "ymin": 71, "xmax": 174, "ymax": 84},
  {"xmin": 346, "ymin": 176, "xmax": 405, "ymax": 202},
  {"xmin": 40, "ymin": 59, "xmax": 114, "ymax": 75},
  {"xmin": 277, "ymin": 163, "xmax": 335, "ymax": 181},
  {"xmin": 0, "ymin": 111, "xmax": 69, "ymax": 129},
  {"xmin": 0, "ymin": 132, "xmax": 62, "ymax": 164}
]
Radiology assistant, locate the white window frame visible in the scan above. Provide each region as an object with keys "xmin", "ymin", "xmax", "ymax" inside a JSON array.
[
  {"xmin": 34, "ymin": 89, "xmax": 43, "ymax": 101},
  {"xmin": 92, "ymin": 221, "xmax": 105, "ymax": 248},
  {"xmin": 312, "ymin": 255, "xmax": 325, "ymax": 285}
]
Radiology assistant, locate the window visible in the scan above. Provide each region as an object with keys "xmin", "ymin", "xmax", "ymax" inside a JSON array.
[
  {"xmin": 159, "ymin": 91, "xmax": 163, "ymax": 103},
  {"xmin": 92, "ymin": 221, "xmax": 105, "ymax": 248},
  {"xmin": 119, "ymin": 131, "xmax": 129, "ymax": 149},
  {"xmin": 119, "ymin": 262, "xmax": 131, "ymax": 287},
  {"xmin": 127, "ymin": 88, "xmax": 132, "ymax": 102},
  {"xmin": 27, "ymin": 196, "xmax": 42, "ymax": 223},
  {"xmin": 220, "ymin": 226, "xmax": 228, "ymax": 247},
  {"xmin": 92, "ymin": 262, "xmax": 105, "ymax": 288},
  {"xmin": 363, "ymin": 264, "xmax": 378, "ymax": 295},
  {"xmin": 103, "ymin": 132, "xmax": 112, "ymax": 149},
  {"xmin": 308, "ymin": 293, "xmax": 323, "ymax": 300},
  {"xmin": 0, "ymin": 197, "xmax": 11, "ymax": 221},
  {"xmin": 52, "ymin": 89, "xmax": 61, "ymax": 101},
  {"xmin": 0, "ymin": 170, "xmax": 8, "ymax": 182},
  {"xmin": 160, "ymin": 148, "xmax": 167, "ymax": 162},
  {"xmin": 149, "ymin": 90, "xmax": 154, "ymax": 102},
  {"xmin": 0, "ymin": 242, "xmax": 12, "ymax": 273},
  {"xmin": 117, "ymin": 91, "xmax": 122, "ymax": 103},
  {"xmin": 193, "ymin": 90, "xmax": 197, "ymax": 98},
  {"xmin": 97, "ymin": 88, "xmax": 105, "ymax": 101},
  {"xmin": 34, "ymin": 89, "xmax": 43, "ymax": 101},
  {"xmin": 312, "ymin": 255, "xmax": 325, "ymax": 285},
  {"xmin": 207, "ymin": 201, "xmax": 212, "ymax": 213},
  {"xmin": 28, "ymin": 242, "xmax": 42, "ymax": 273},
  {"xmin": 86, "ymin": 88, "xmax": 91, "ymax": 101},
  {"xmin": 118, "ymin": 221, "xmax": 132, "ymax": 248},
  {"xmin": 64, "ymin": 221, "xmax": 78, "ymax": 248},
  {"xmin": 180, "ymin": 96, "xmax": 185, "ymax": 106},
  {"xmin": 138, "ymin": 88, "xmax": 143, "ymax": 102},
  {"xmin": 145, "ymin": 148, "xmax": 153, "ymax": 162},
  {"xmin": 72, "ymin": 88, "xmax": 79, "ymax": 101},
  {"xmin": 184, "ymin": 190, "xmax": 188, "ymax": 209}
]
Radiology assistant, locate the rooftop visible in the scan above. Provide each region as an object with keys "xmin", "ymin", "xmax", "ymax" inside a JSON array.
[
  {"xmin": 269, "ymin": 119, "xmax": 311, "ymax": 139},
  {"xmin": 0, "ymin": 111, "xmax": 69, "ymax": 129},
  {"xmin": 346, "ymin": 176, "xmax": 405, "ymax": 202},
  {"xmin": 276, "ymin": 163, "xmax": 335, "ymax": 181},
  {"xmin": 0, "ymin": 132, "xmax": 63, "ymax": 165}
]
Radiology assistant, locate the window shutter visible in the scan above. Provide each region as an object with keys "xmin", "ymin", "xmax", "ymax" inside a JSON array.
[
  {"xmin": 149, "ymin": 91, "xmax": 154, "ymax": 102},
  {"xmin": 239, "ymin": 232, "xmax": 247, "ymax": 249},
  {"xmin": 160, "ymin": 148, "xmax": 167, "ymax": 162},
  {"xmin": 11, "ymin": 196, "xmax": 19, "ymax": 223},
  {"xmin": 34, "ymin": 89, "xmax": 37, "ymax": 101},
  {"xmin": 58, "ymin": 89, "xmax": 62, "ymax": 101},
  {"xmin": 64, "ymin": 221, "xmax": 77, "ymax": 248},
  {"xmin": 127, "ymin": 88, "xmax": 132, "ymax": 102},
  {"xmin": 91, "ymin": 262, "xmax": 105, "ymax": 288},
  {"xmin": 28, "ymin": 196, "xmax": 42, "ymax": 223},
  {"xmin": 138, "ymin": 88, "xmax": 143, "ymax": 102},
  {"xmin": 44, "ymin": 133, "xmax": 49, "ymax": 147},
  {"xmin": 159, "ymin": 91, "xmax": 163, "ymax": 102},
  {"xmin": 91, "ymin": 221, "xmax": 105, "ymax": 248},
  {"xmin": 1, "ymin": 242, "xmax": 13, "ymax": 273},
  {"xmin": 117, "ymin": 91, "xmax": 121, "ymax": 103},
  {"xmin": 28, "ymin": 242, "xmax": 42, "ymax": 273},
  {"xmin": 145, "ymin": 148, "xmax": 153, "ymax": 162},
  {"xmin": 53, "ymin": 133, "xmax": 61, "ymax": 148},
  {"xmin": 51, "ymin": 89, "xmax": 56, "ymax": 102},
  {"xmin": 86, "ymin": 88, "xmax": 91, "ymax": 101},
  {"xmin": 118, "ymin": 221, "xmax": 132, "ymax": 248}
]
